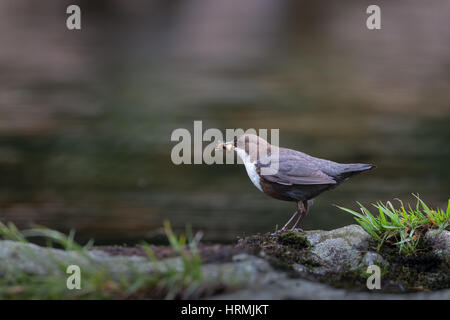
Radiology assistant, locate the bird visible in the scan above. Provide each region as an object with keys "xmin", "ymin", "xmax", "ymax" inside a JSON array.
[{"xmin": 218, "ymin": 134, "xmax": 375, "ymax": 231}]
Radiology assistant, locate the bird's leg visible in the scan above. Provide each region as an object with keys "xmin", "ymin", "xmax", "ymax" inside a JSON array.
[
  {"xmin": 290, "ymin": 211, "xmax": 305, "ymax": 231},
  {"xmin": 281, "ymin": 210, "xmax": 298, "ymax": 231},
  {"xmin": 290, "ymin": 201, "xmax": 309, "ymax": 231}
]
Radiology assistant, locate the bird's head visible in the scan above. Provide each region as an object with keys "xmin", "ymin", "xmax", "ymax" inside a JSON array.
[{"xmin": 216, "ymin": 134, "xmax": 272, "ymax": 162}]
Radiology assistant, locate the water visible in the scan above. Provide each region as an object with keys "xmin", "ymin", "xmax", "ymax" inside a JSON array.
[{"xmin": 0, "ymin": 1, "xmax": 449, "ymax": 244}]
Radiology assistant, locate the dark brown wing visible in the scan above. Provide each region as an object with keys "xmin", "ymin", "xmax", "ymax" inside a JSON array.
[{"xmin": 256, "ymin": 154, "xmax": 336, "ymax": 186}]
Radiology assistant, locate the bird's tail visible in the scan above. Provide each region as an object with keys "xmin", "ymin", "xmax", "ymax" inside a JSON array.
[
  {"xmin": 342, "ymin": 163, "xmax": 376, "ymax": 172},
  {"xmin": 337, "ymin": 163, "xmax": 375, "ymax": 180}
]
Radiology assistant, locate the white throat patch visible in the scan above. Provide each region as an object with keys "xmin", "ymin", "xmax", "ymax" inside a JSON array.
[{"xmin": 235, "ymin": 148, "xmax": 263, "ymax": 192}]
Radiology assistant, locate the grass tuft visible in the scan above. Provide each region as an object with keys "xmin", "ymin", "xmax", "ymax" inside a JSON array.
[{"xmin": 337, "ymin": 194, "xmax": 450, "ymax": 255}]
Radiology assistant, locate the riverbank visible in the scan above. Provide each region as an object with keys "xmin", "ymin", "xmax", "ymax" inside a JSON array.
[{"xmin": 0, "ymin": 225, "xmax": 448, "ymax": 299}]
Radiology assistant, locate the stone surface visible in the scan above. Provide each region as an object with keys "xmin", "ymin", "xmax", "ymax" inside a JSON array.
[
  {"xmin": 0, "ymin": 224, "xmax": 448, "ymax": 299},
  {"xmin": 305, "ymin": 225, "xmax": 371, "ymax": 271},
  {"xmin": 0, "ymin": 240, "xmax": 161, "ymax": 278},
  {"xmin": 361, "ymin": 251, "xmax": 388, "ymax": 267},
  {"xmin": 213, "ymin": 254, "xmax": 450, "ymax": 300},
  {"xmin": 425, "ymin": 230, "xmax": 450, "ymax": 263}
]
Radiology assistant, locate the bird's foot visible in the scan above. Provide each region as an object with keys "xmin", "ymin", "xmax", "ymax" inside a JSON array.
[
  {"xmin": 277, "ymin": 227, "xmax": 303, "ymax": 233},
  {"xmin": 273, "ymin": 226, "xmax": 290, "ymax": 235}
]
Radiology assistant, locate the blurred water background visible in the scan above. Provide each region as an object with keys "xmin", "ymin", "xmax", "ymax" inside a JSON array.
[{"xmin": 0, "ymin": 0, "xmax": 449, "ymax": 244}]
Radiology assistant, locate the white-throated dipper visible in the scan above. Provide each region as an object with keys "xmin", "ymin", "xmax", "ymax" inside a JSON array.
[{"xmin": 218, "ymin": 134, "xmax": 375, "ymax": 231}]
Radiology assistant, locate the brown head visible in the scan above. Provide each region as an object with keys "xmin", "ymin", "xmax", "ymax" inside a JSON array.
[{"xmin": 219, "ymin": 134, "xmax": 274, "ymax": 162}]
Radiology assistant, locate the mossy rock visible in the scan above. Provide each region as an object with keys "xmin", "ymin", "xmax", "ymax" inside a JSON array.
[
  {"xmin": 277, "ymin": 232, "xmax": 310, "ymax": 249},
  {"xmin": 237, "ymin": 231, "xmax": 319, "ymax": 273}
]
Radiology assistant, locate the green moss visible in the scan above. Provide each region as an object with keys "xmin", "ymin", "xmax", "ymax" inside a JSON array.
[
  {"xmin": 268, "ymin": 257, "xmax": 295, "ymax": 271},
  {"xmin": 239, "ymin": 228, "xmax": 449, "ymax": 293},
  {"xmin": 377, "ymin": 242, "xmax": 450, "ymax": 291},
  {"xmin": 317, "ymin": 240, "xmax": 449, "ymax": 293},
  {"xmin": 277, "ymin": 232, "xmax": 310, "ymax": 249},
  {"xmin": 298, "ymin": 257, "xmax": 322, "ymax": 269},
  {"xmin": 237, "ymin": 231, "xmax": 318, "ymax": 274}
]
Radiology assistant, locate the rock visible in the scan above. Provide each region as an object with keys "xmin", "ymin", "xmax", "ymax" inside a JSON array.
[
  {"xmin": 305, "ymin": 225, "xmax": 371, "ymax": 271},
  {"xmin": 206, "ymin": 255, "xmax": 283, "ymax": 285},
  {"xmin": 0, "ymin": 240, "xmax": 161, "ymax": 279},
  {"xmin": 213, "ymin": 276, "xmax": 450, "ymax": 300},
  {"xmin": 211, "ymin": 248, "xmax": 450, "ymax": 300},
  {"xmin": 210, "ymin": 241, "xmax": 450, "ymax": 300},
  {"xmin": 306, "ymin": 224, "xmax": 370, "ymax": 246},
  {"xmin": 0, "ymin": 224, "xmax": 448, "ymax": 299},
  {"xmin": 232, "ymin": 253, "xmax": 252, "ymax": 262},
  {"xmin": 361, "ymin": 251, "xmax": 388, "ymax": 267},
  {"xmin": 425, "ymin": 230, "xmax": 450, "ymax": 263},
  {"xmin": 237, "ymin": 225, "xmax": 371, "ymax": 275}
]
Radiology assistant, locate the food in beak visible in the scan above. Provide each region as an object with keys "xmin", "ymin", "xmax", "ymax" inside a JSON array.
[
  {"xmin": 215, "ymin": 141, "xmax": 224, "ymax": 151},
  {"xmin": 215, "ymin": 141, "xmax": 234, "ymax": 151}
]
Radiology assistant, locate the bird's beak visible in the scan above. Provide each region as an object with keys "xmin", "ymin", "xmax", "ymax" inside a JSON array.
[{"xmin": 215, "ymin": 141, "xmax": 234, "ymax": 151}]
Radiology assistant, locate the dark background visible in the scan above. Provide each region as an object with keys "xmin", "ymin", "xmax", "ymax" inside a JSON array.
[{"xmin": 0, "ymin": 0, "xmax": 449, "ymax": 244}]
